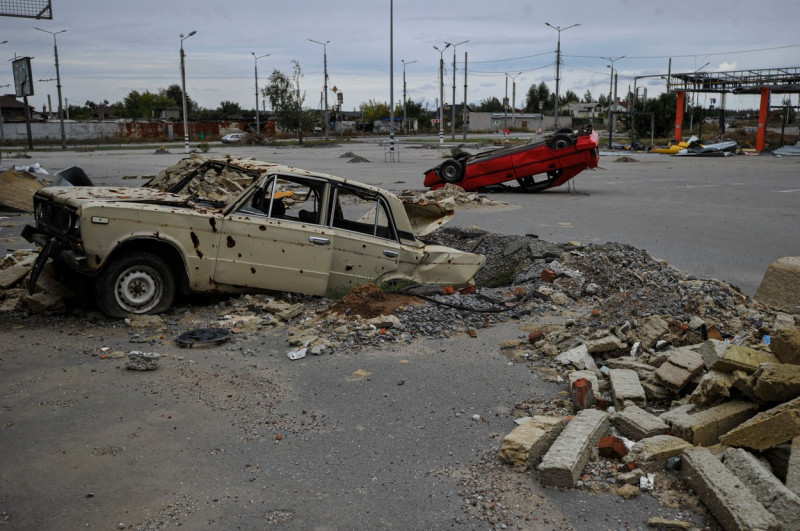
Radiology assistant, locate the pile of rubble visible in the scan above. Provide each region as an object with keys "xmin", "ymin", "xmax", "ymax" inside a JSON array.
[{"xmin": 399, "ymin": 184, "xmax": 508, "ymax": 209}]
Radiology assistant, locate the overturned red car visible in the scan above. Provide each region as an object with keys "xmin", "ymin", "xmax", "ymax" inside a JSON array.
[{"xmin": 424, "ymin": 125, "xmax": 600, "ymax": 193}]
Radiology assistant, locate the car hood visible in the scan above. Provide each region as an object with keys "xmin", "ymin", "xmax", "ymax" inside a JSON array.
[
  {"xmin": 401, "ymin": 201, "xmax": 455, "ymax": 237},
  {"xmin": 35, "ymin": 186, "xmax": 193, "ymax": 209}
]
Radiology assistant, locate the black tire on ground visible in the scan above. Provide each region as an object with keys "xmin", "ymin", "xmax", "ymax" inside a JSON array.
[
  {"xmin": 95, "ymin": 252, "xmax": 176, "ymax": 318},
  {"xmin": 548, "ymin": 133, "xmax": 574, "ymax": 150},
  {"xmin": 439, "ymin": 159, "xmax": 464, "ymax": 183}
]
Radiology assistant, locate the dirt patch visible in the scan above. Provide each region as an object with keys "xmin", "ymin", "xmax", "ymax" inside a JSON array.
[{"xmin": 326, "ymin": 283, "xmax": 421, "ymax": 319}]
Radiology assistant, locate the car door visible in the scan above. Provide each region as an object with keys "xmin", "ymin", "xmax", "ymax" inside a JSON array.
[
  {"xmin": 212, "ymin": 174, "xmax": 333, "ymax": 296},
  {"xmin": 326, "ymin": 184, "xmax": 402, "ymax": 292}
]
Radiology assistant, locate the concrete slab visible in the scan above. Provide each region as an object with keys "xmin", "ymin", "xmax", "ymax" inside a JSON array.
[
  {"xmin": 660, "ymin": 400, "xmax": 758, "ymax": 447},
  {"xmin": 608, "ymin": 368, "xmax": 646, "ymax": 409},
  {"xmin": 538, "ymin": 409, "xmax": 609, "ymax": 487}
]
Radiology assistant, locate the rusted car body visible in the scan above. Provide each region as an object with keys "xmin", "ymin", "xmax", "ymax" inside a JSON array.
[
  {"xmin": 23, "ymin": 158, "xmax": 485, "ymax": 317},
  {"xmin": 424, "ymin": 126, "xmax": 600, "ymax": 193}
]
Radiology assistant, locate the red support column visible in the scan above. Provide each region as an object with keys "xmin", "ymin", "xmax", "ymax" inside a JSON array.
[
  {"xmin": 674, "ymin": 91, "xmax": 685, "ymax": 143},
  {"xmin": 756, "ymin": 87, "xmax": 770, "ymax": 152}
]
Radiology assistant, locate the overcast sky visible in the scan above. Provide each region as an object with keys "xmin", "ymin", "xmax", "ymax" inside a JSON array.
[{"xmin": 2, "ymin": 0, "xmax": 798, "ymax": 114}]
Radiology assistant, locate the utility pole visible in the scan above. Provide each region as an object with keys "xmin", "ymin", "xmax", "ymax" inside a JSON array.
[
  {"xmin": 545, "ymin": 22, "xmax": 579, "ymax": 130},
  {"xmin": 506, "ymin": 72, "xmax": 522, "ymax": 130},
  {"xmin": 401, "ymin": 59, "xmax": 417, "ymax": 134},
  {"xmin": 446, "ymin": 40, "xmax": 468, "ymax": 140},
  {"xmin": 179, "ymin": 30, "xmax": 197, "ymax": 154},
  {"xmin": 308, "ymin": 39, "xmax": 330, "ymax": 141},
  {"xmin": 462, "ymin": 51, "xmax": 468, "ymax": 140},
  {"xmin": 34, "ymin": 27, "xmax": 66, "ymax": 149},
  {"xmin": 388, "ymin": 0, "xmax": 395, "ymax": 160},
  {"xmin": 602, "ymin": 56, "xmax": 624, "ymax": 148},
  {"xmin": 252, "ymin": 52, "xmax": 270, "ymax": 135},
  {"xmin": 433, "ymin": 42, "xmax": 450, "ymax": 146}
]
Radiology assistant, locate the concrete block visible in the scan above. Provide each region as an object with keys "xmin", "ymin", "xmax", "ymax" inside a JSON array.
[
  {"xmin": 786, "ymin": 435, "xmax": 800, "ymax": 497},
  {"xmin": 626, "ymin": 434, "xmax": 693, "ymax": 473},
  {"xmin": 720, "ymin": 396, "xmax": 800, "ymax": 451},
  {"xmin": 0, "ymin": 253, "xmax": 36, "ymax": 289},
  {"xmin": 498, "ymin": 416, "xmax": 566, "ymax": 472},
  {"xmin": 586, "ymin": 335, "xmax": 625, "ymax": 355},
  {"xmin": 699, "ymin": 339, "xmax": 780, "ymax": 374},
  {"xmin": 770, "ymin": 327, "xmax": 800, "ymax": 366},
  {"xmin": 682, "ymin": 447, "xmax": 779, "ymax": 531},
  {"xmin": 660, "ymin": 400, "xmax": 759, "ymax": 447},
  {"xmin": 754, "ymin": 257, "xmax": 800, "ymax": 314},
  {"xmin": 603, "ymin": 356, "xmax": 655, "ymax": 381},
  {"xmin": 750, "ymin": 363, "xmax": 800, "ymax": 403},
  {"xmin": 556, "ymin": 344, "xmax": 596, "ymax": 370},
  {"xmin": 538, "ymin": 409, "xmax": 609, "ymax": 487},
  {"xmin": 609, "ymin": 368, "xmax": 646, "ymax": 409},
  {"xmin": 611, "ymin": 404, "xmax": 669, "ymax": 441},
  {"xmin": 641, "ymin": 378, "xmax": 675, "ymax": 402},
  {"xmin": 722, "ymin": 447, "xmax": 800, "ymax": 531},
  {"xmin": 654, "ymin": 347, "xmax": 705, "ymax": 391}
]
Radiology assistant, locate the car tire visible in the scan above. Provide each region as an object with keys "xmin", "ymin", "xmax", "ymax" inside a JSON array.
[
  {"xmin": 548, "ymin": 133, "xmax": 574, "ymax": 150},
  {"xmin": 453, "ymin": 151, "xmax": 471, "ymax": 162},
  {"xmin": 95, "ymin": 252, "xmax": 176, "ymax": 318},
  {"xmin": 439, "ymin": 159, "xmax": 464, "ymax": 183}
]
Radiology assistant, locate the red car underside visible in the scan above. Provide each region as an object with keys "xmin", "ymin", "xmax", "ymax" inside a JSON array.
[{"xmin": 424, "ymin": 130, "xmax": 599, "ymax": 192}]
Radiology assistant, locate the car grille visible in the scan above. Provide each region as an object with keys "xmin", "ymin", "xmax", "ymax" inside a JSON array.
[{"xmin": 37, "ymin": 201, "xmax": 72, "ymax": 234}]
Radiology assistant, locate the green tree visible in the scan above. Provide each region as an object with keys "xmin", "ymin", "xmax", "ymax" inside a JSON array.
[
  {"xmin": 404, "ymin": 98, "xmax": 426, "ymax": 118},
  {"xmin": 164, "ymin": 84, "xmax": 194, "ymax": 117},
  {"xmin": 117, "ymin": 90, "xmax": 176, "ymax": 119},
  {"xmin": 218, "ymin": 100, "xmax": 243, "ymax": 117},
  {"xmin": 476, "ymin": 96, "xmax": 503, "ymax": 112},
  {"xmin": 631, "ymin": 91, "xmax": 678, "ymax": 138},
  {"xmin": 262, "ymin": 61, "xmax": 315, "ymax": 144},
  {"xmin": 525, "ymin": 82, "xmax": 551, "ymax": 112},
  {"xmin": 563, "ymin": 90, "xmax": 579, "ymax": 104},
  {"xmin": 359, "ymin": 99, "xmax": 391, "ymax": 122},
  {"xmin": 583, "ymin": 90, "xmax": 594, "ymax": 103}
]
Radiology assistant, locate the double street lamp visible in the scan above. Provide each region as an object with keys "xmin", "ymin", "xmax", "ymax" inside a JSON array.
[
  {"xmin": 545, "ymin": 22, "xmax": 579, "ymax": 130},
  {"xmin": 401, "ymin": 59, "xmax": 417, "ymax": 134},
  {"xmin": 180, "ymin": 30, "xmax": 197, "ymax": 154},
  {"xmin": 252, "ymin": 52, "xmax": 270, "ymax": 134},
  {"xmin": 33, "ymin": 27, "xmax": 66, "ymax": 149},
  {"xmin": 446, "ymin": 40, "xmax": 468, "ymax": 139},
  {"xmin": 308, "ymin": 39, "xmax": 330, "ymax": 140},
  {"xmin": 433, "ymin": 42, "xmax": 451, "ymax": 145},
  {"xmin": 602, "ymin": 55, "xmax": 624, "ymax": 148}
]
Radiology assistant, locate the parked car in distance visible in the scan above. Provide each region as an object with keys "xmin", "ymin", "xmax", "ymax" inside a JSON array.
[
  {"xmin": 221, "ymin": 132, "xmax": 247, "ymax": 143},
  {"xmin": 23, "ymin": 158, "xmax": 486, "ymax": 317},
  {"xmin": 424, "ymin": 125, "xmax": 600, "ymax": 193}
]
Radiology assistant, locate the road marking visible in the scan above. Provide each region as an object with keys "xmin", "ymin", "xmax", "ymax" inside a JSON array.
[
  {"xmin": 684, "ymin": 184, "xmax": 719, "ymax": 188},
  {"xmin": 775, "ymin": 189, "xmax": 800, "ymax": 193}
]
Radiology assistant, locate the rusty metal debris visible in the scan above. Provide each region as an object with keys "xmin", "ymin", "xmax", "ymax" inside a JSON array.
[{"xmin": 176, "ymin": 327, "xmax": 231, "ymax": 348}]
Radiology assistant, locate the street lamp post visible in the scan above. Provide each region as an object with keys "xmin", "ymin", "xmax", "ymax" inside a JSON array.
[
  {"xmin": 506, "ymin": 72, "xmax": 522, "ymax": 131},
  {"xmin": 433, "ymin": 43, "xmax": 451, "ymax": 146},
  {"xmin": 446, "ymin": 40, "xmax": 468, "ymax": 140},
  {"xmin": 180, "ymin": 30, "xmax": 197, "ymax": 154},
  {"xmin": 252, "ymin": 52, "xmax": 270, "ymax": 135},
  {"xmin": 602, "ymin": 56, "xmax": 624, "ymax": 148},
  {"xmin": 0, "ymin": 40, "xmax": 7, "ymax": 161},
  {"xmin": 34, "ymin": 27, "xmax": 66, "ymax": 149},
  {"xmin": 545, "ymin": 22, "xmax": 579, "ymax": 130},
  {"xmin": 308, "ymin": 39, "xmax": 330, "ymax": 141},
  {"xmin": 401, "ymin": 59, "xmax": 417, "ymax": 134}
]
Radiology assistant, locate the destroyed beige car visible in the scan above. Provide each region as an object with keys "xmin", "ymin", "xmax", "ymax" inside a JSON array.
[{"xmin": 22, "ymin": 157, "xmax": 485, "ymax": 318}]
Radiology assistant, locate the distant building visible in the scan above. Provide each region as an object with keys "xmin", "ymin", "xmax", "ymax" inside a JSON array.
[{"xmin": 0, "ymin": 94, "xmax": 36, "ymax": 122}]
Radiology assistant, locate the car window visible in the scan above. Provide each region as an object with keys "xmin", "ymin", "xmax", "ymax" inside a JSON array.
[
  {"xmin": 238, "ymin": 174, "xmax": 326, "ymax": 224},
  {"xmin": 330, "ymin": 185, "xmax": 397, "ymax": 241}
]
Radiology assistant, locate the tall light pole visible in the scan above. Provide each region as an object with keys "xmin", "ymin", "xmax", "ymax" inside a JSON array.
[
  {"xmin": 602, "ymin": 56, "xmax": 624, "ymax": 148},
  {"xmin": 506, "ymin": 72, "xmax": 522, "ymax": 130},
  {"xmin": 180, "ymin": 30, "xmax": 196, "ymax": 154},
  {"xmin": 446, "ymin": 40, "xmax": 468, "ymax": 139},
  {"xmin": 401, "ymin": 59, "xmax": 417, "ymax": 134},
  {"xmin": 545, "ymin": 22, "xmax": 579, "ymax": 130},
  {"xmin": 433, "ymin": 42, "xmax": 450, "ymax": 145},
  {"xmin": 252, "ymin": 52, "xmax": 270, "ymax": 135},
  {"xmin": 0, "ymin": 40, "xmax": 7, "ymax": 162},
  {"xmin": 34, "ymin": 27, "xmax": 66, "ymax": 149},
  {"xmin": 308, "ymin": 39, "xmax": 330, "ymax": 141}
]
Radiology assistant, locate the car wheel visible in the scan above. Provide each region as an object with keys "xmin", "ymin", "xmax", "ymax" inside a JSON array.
[
  {"xmin": 453, "ymin": 151, "xmax": 471, "ymax": 162},
  {"xmin": 548, "ymin": 133, "xmax": 574, "ymax": 150},
  {"xmin": 95, "ymin": 252, "xmax": 176, "ymax": 318},
  {"xmin": 439, "ymin": 159, "xmax": 464, "ymax": 183}
]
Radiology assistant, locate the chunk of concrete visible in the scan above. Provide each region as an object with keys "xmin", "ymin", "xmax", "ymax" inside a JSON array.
[
  {"xmin": 720, "ymin": 396, "xmax": 800, "ymax": 451},
  {"xmin": 654, "ymin": 346, "xmax": 705, "ymax": 391},
  {"xmin": 688, "ymin": 370, "xmax": 733, "ymax": 406},
  {"xmin": 556, "ymin": 344, "xmax": 596, "ymax": 370},
  {"xmin": 604, "ymin": 357, "xmax": 656, "ymax": 381},
  {"xmin": 639, "ymin": 315, "xmax": 670, "ymax": 348},
  {"xmin": 787, "ymin": 436, "xmax": 800, "ymax": 498},
  {"xmin": 0, "ymin": 253, "xmax": 36, "ymax": 289},
  {"xmin": 754, "ymin": 257, "xmax": 800, "ymax": 314},
  {"xmin": 722, "ymin": 447, "xmax": 800, "ymax": 531},
  {"xmin": 611, "ymin": 404, "xmax": 669, "ymax": 441},
  {"xmin": 626, "ymin": 434, "xmax": 693, "ymax": 473},
  {"xmin": 699, "ymin": 339, "xmax": 780, "ymax": 374},
  {"xmin": 126, "ymin": 351, "xmax": 161, "ymax": 371},
  {"xmin": 608, "ymin": 369, "xmax": 646, "ymax": 409},
  {"xmin": 682, "ymin": 447, "xmax": 779, "ymax": 531},
  {"xmin": 660, "ymin": 400, "xmax": 759, "ymax": 447},
  {"xmin": 585, "ymin": 335, "xmax": 625, "ymax": 355},
  {"xmin": 538, "ymin": 409, "xmax": 609, "ymax": 487},
  {"xmin": 770, "ymin": 327, "xmax": 800, "ymax": 366},
  {"xmin": 749, "ymin": 363, "xmax": 800, "ymax": 403},
  {"xmin": 498, "ymin": 416, "xmax": 566, "ymax": 472}
]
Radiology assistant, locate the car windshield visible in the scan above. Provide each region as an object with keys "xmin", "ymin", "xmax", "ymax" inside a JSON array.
[{"xmin": 146, "ymin": 160, "xmax": 262, "ymax": 207}]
